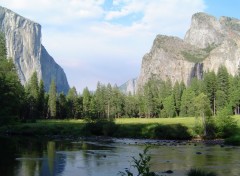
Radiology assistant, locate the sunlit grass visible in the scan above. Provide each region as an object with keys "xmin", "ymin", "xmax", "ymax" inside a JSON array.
[
  {"xmin": 36, "ymin": 115, "xmax": 240, "ymax": 128},
  {"xmin": 115, "ymin": 117, "xmax": 195, "ymax": 127}
]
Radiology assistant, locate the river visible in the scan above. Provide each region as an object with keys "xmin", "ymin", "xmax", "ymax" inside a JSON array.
[{"xmin": 0, "ymin": 136, "xmax": 239, "ymax": 176}]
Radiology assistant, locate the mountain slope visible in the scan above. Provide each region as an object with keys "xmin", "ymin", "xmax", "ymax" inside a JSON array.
[
  {"xmin": 0, "ymin": 6, "xmax": 69, "ymax": 93},
  {"xmin": 137, "ymin": 12, "xmax": 240, "ymax": 91}
]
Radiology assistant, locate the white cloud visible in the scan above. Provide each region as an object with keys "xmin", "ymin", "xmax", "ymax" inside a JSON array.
[{"xmin": 1, "ymin": 0, "xmax": 206, "ymax": 91}]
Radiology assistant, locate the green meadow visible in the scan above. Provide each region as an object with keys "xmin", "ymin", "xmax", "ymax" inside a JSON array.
[{"xmin": 1, "ymin": 116, "xmax": 239, "ymax": 141}]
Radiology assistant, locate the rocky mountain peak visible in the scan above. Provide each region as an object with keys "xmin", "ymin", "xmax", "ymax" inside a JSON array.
[
  {"xmin": 0, "ymin": 6, "xmax": 69, "ymax": 93},
  {"xmin": 135, "ymin": 12, "xmax": 240, "ymax": 92},
  {"xmin": 184, "ymin": 12, "xmax": 224, "ymax": 48}
]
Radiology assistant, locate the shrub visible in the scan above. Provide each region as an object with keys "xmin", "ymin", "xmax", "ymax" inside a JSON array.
[
  {"xmin": 215, "ymin": 107, "xmax": 238, "ymax": 138},
  {"xmin": 83, "ymin": 118, "xmax": 117, "ymax": 136},
  {"xmin": 187, "ymin": 168, "xmax": 217, "ymax": 176},
  {"xmin": 118, "ymin": 146, "xmax": 156, "ymax": 176},
  {"xmin": 225, "ymin": 135, "xmax": 240, "ymax": 146},
  {"xmin": 155, "ymin": 124, "xmax": 191, "ymax": 140}
]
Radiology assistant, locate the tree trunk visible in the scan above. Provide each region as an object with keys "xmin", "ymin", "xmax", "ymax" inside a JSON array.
[
  {"xmin": 213, "ymin": 97, "xmax": 216, "ymax": 116},
  {"xmin": 107, "ymin": 101, "xmax": 110, "ymax": 119}
]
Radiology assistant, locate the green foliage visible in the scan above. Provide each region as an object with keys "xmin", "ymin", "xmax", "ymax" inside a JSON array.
[
  {"xmin": 48, "ymin": 80, "xmax": 57, "ymax": 118},
  {"xmin": 203, "ymin": 71, "xmax": 217, "ymax": 115},
  {"xmin": 162, "ymin": 95, "xmax": 175, "ymax": 117},
  {"xmin": 181, "ymin": 44, "xmax": 216, "ymax": 63},
  {"xmin": 180, "ymin": 88, "xmax": 195, "ymax": 117},
  {"xmin": 119, "ymin": 146, "xmax": 156, "ymax": 176},
  {"xmin": 187, "ymin": 168, "xmax": 217, "ymax": 176},
  {"xmin": 82, "ymin": 87, "xmax": 91, "ymax": 117},
  {"xmin": 225, "ymin": 135, "xmax": 240, "ymax": 146},
  {"xmin": 142, "ymin": 124, "xmax": 191, "ymax": 140},
  {"xmin": 181, "ymin": 51, "xmax": 207, "ymax": 63},
  {"xmin": 215, "ymin": 106, "xmax": 238, "ymax": 138},
  {"xmin": 0, "ymin": 32, "xmax": 7, "ymax": 58},
  {"xmin": 0, "ymin": 33, "xmax": 24, "ymax": 123},
  {"xmin": 83, "ymin": 118, "xmax": 117, "ymax": 136}
]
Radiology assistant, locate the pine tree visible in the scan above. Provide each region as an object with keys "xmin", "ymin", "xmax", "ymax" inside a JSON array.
[
  {"xmin": 203, "ymin": 71, "xmax": 217, "ymax": 115},
  {"xmin": 38, "ymin": 80, "xmax": 45, "ymax": 118},
  {"xmin": 0, "ymin": 32, "xmax": 7, "ymax": 59},
  {"xmin": 217, "ymin": 66, "xmax": 229, "ymax": 105},
  {"xmin": 48, "ymin": 80, "xmax": 57, "ymax": 118},
  {"xmin": 194, "ymin": 93, "xmax": 212, "ymax": 136},
  {"xmin": 66, "ymin": 87, "xmax": 80, "ymax": 118},
  {"xmin": 82, "ymin": 87, "xmax": 91, "ymax": 118},
  {"xmin": 173, "ymin": 81, "xmax": 185, "ymax": 116},
  {"xmin": 0, "ymin": 32, "xmax": 24, "ymax": 122},
  {"xmin": 25, "ymin": 71, "xmax": 40, "ymax": 118},
  {"xmin": 162, "ymin": 95, "xmax": 175, "ymax": 117},
  {"xmin": 180, "ymin": 88, "xmax": 195, "ymax": 117},
  {"xmin": 94, "ymin": 82, "xmax": 106, "ymax": 118},
  {"xmin": 57, "ymin": 93, "xmax": 68, "ymax": 119},
  {"xmin": 229, "ymin": 76, "xmax": 240, "ymax": 114}
]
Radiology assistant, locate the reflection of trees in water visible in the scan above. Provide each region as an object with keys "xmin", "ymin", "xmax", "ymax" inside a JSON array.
[
  {"xmin": 0, "ymin": 137, "xmax": 19, "ymax": 176},
  {"xmin": 0, "ymin": 137, "xmax": 67, "ymax": 176},
  {"xmin": 40, "ymin": 141, "xmax": 66, "ymax": 176}
]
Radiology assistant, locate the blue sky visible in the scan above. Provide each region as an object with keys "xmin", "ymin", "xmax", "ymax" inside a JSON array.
[{"xmin": 1, "ymin": 0, "xmax": 239, "ymax": 92}]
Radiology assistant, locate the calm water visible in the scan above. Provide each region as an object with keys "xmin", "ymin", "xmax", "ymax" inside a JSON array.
[{"xmin": 0, "ymin": 136, "xmax": 240, "ymax": 176}]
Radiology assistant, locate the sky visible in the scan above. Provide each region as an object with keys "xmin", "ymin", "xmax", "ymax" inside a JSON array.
[{"xmin": 1, "ymin": 0, "xmax": 240, "ymax": 92}]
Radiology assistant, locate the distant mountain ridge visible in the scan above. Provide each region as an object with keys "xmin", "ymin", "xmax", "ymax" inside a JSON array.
[
  {"xmin": 0, "ymin": 6, "xmax": 69, "ymax": 93},
  {"xmin": 125, "ymin": 12, "xmax": 240, "ymax": 93},
  {"xmin": 119, "ymin": 78, "xmax": 137, "ymax": 95}
]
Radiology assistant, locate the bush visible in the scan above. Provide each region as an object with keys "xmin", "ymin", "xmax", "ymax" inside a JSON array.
[
  {"xmin": 142, "ymin": 124, "xmax": 191, "ymax": 140},
  {"xmin": 0, "ymin": 116, "xmax": 19, "ymax": 126},
  {"xmin": 83, "ymin": 118, "xmax": 117, "ymax": 136},
  {"xmin": 215, "ymin": 107, "xmax": 238, "ymax": 138},
  {"xmin": 225, "ymin": 135, "xmax": 240, "ymax": 146},
  {"xmin": 119, "ymin": 146, "xmax": 156, "ymax": 176},
  {"xmin": 187, "ymin": 168, "xmax": 217, "ymax": 176}
]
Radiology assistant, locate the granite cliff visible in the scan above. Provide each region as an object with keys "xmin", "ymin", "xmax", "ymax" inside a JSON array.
[
  {"xmin": 137, "ymin": 12, "xmax": 240, "ymax": 91},
  {"xmin": 0, "ymin": 6, "xmax": 69, "ymax": 93}
]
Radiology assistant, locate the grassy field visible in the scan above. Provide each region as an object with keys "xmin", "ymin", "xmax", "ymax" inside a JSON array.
[
  {"xmin": 115, "ymin": 117, "xmax": 196, "ymax": 127},
  {"xmin": 1, "ymin": 116, "xmax": 240, "ymax": 140},
  {"xmin": 37, "ymin": 115, "xmax": 240, "ymax": 127}
]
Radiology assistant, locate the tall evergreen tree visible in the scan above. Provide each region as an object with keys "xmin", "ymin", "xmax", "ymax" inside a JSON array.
[
  {"xmin": 48, "ymin": 80, "xmax": 57, "ymax": 118},
  {"xmin": 180, "ymin": 88, "xmax": 195, "ymax": 117},
  {"xmin": 25, "ymin": 71, "xmax": 40, "ymax": 118},
  {"xmin": 38, "ymin": 80, "xmax": 46, "ymax": 118},
  {"xmin": 57, "ymin": 93, "xmax": 68, "ymax": 119},
  {"xmin": 0, "ymin": 32, "xmax": 24, "ymax": 122},
  {"xmin": 82, "ymin": 87, "xmax": 91, "ymax": 118},
  {"xmin": 229, "ymin": 76, "xmax": 240, "ymax": 114},
  {"xmin": 217, "ymin": 66, "xmax": 229, "ymax": 105},
  {"xmin": 162, "ymin": 95, "xmax": 175, "ymax": 117},
  {"xmin": 203, "ymin": 71, "xmax": 217, "ymax": 115},
  {"xmin": 173, "ymin": 81, "xmax": 185, "ymax": 116},
  {"xmin": 67, "ymin": 87, "xmax": 81, "ymax": 118},
  {"xmin": 194, "ymin": 93, "xmax": 212, "ymax": 136}
]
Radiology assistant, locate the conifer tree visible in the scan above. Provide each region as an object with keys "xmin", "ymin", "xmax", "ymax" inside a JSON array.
[
  {"xmin": 48, "ymin": 79, "xmax": 57, "ymax": 118},
  {"xmin": 82, "ymin": 87, "xmax": 91, "ymax": 118},
  {"xmin": 180, "ymin": 88, "xmax": 195, "ymax": 117},
  {"xmin": 0, "ymin": 32, "xmax": 24, "ymax": 122}
]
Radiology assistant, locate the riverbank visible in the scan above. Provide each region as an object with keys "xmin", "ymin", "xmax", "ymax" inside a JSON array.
[{"xmin": 0, "ymin": 116, "xmax": 240, "ymax": 143}]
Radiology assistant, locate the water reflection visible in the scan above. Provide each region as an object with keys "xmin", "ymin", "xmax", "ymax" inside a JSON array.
[{"xmin": 0, "ymin": 136, "xmax": 240, "ymax": 176}]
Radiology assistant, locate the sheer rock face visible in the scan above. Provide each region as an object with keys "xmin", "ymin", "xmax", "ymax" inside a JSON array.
[
  {"xmin": 0, "ymin": 6, "xmax": 69, "ymax": 93},
  {"xmin": 137, "ymin": 12, "xmax": 240, "ymax": 91}
]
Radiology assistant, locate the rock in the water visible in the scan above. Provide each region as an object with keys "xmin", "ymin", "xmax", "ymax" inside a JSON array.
[
  {"xmin": 163, "ymin": 170, "xmax": 174, "ymax": 174},
  {"xmin": 0, "ymin": 6, "xmax": 69, "ymax": 93}
]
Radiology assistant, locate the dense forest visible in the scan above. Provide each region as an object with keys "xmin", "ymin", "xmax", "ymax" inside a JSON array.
[{"xmin": 1, "ymin": 32, "xmax": 240, "ymax": 121}]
